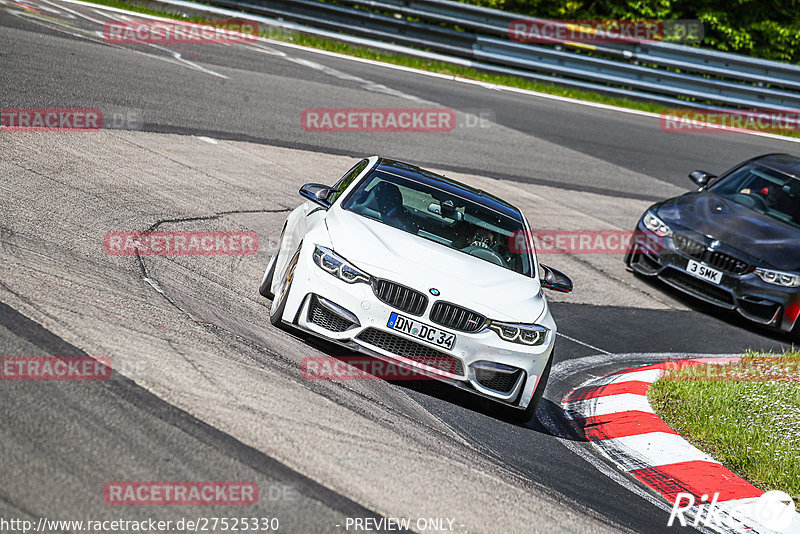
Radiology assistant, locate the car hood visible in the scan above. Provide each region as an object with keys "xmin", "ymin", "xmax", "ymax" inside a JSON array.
[
  {"xmin": 655, "ymin": 192, "xmax": 800, "ymax": 270},
  {"xmin": 324, "ymin": 209, "xmax": 544, "ymax": 322}
]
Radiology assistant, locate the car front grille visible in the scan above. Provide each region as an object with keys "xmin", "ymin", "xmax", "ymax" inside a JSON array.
[
  {"xmin": 371, "ymin": 278, "xmax": 428, "ymax": 316},
  {"xmin": 659, "ymin": 268, "xmax": 735, "ymax": 308},
  {"xmin": 355, "ymin": 328, "xmax": 464, "ymax": 376},
  {"xmin": 429, "ymin": 301, "xmax": 486, "ymax": 333},
  {"xmin": 473, "ymin": 366, "xmax": 523, "ymax": 394},
  {"xmin": 308, "ymin": 296, "xmax": 356, "ymax": 332},
  {"xmin": 673, "ymin": 235, "xmax": 750, "ymax": 275}
]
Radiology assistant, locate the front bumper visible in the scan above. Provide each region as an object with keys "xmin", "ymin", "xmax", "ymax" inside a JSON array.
[
  {"xmin": 280, "ymin": 246, "xmax": 555, "ymax": 409},
  {"xmin": 625, "ymin": 222, "xmax": 800, "ymax": 333}
]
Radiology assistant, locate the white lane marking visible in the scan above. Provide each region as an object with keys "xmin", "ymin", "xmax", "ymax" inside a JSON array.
[
  {"xmin": 47, "ymin": 0, "xmax": 421, "ymax": 100},
  {"xmin": 145, "ymin": 43, "xmax": 229, "ymax": 79},
  {"xmin": 589, "ymin": 368, "xmax": 663, "ymax": 385},
  {"xmin": 595, "ymin": 432, "xmax": 720, "ymax": 472},
  {"xmin": 246, "ymin": 44, "xmax": 287, "ymax": 57},
  {"xmin": 250, "ymin": 40, "xmax": 800, "ymax": 145},
  {"xmin": 8, "ymin": 9, "xmax": 115, "ymax": 43},
  {"xmin": 57, "ymin": 0, "xmax": 800, "ymax": 145},
  {"xmin": 555, "ymin": 331, "xmax": 612, "ymax": 355},
  {"xmin": 279, "ymin": 56, "xmax": 426, "ymax": 103},
  {"xmin": 564, "ymin": 392, "xmax": 653, "ymax": 418},
  {"xmin": 39, "ymin": 0, "xmax": 104, "ymax": 23},
  {"xmin": 26, "ymin": 0, "xmax": 229, "ymax": 78},
  {"xmin": 90, "ymin": 7, "xmax": 128, "ymax": 20},
  {"xmin": 17, "ymin": 0, "xmax": 68, "ymax": 15}
]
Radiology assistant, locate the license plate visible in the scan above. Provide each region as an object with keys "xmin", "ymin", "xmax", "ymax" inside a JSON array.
[
  {"xmin": 387, "ymin": 312, "xmax": 456, "ymax": 350},
  {"xmin": 686, "ymin": 259, "xmax": 723, "ymax": 285}
]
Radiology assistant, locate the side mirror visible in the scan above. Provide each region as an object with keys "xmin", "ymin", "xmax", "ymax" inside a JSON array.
[
  {"xmin": 300, "ymin": 183, "xmax": 338, "ymax": 208},
  {"xmin": 539, "ymin": 264, "xmax": 573, "ymax": 293},
  {"xmin": 689, "ymin": 170, "xmax": 716, "ymax": 189}
]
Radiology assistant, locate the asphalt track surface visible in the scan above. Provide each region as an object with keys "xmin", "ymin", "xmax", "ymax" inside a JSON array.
[{"xmin": 0, "ymin": 1, "xmax": 797, "ymax": 533}]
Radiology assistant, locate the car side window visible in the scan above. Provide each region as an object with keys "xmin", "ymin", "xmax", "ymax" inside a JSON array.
[{"xmin": 328, "ymin": 159, "xmax": 369, "ymax": 203}]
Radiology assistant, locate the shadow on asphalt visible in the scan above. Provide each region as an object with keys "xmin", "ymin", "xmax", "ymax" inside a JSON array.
[
  {"xmin": 632, "ymin": 271, "xmax": 798, "ymax": 346},
  {"xmin": 300, "ymin": 330, "xmax": 587, "ymax": 438}
]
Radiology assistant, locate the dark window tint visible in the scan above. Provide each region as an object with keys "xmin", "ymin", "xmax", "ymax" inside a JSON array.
[
  {"xmin": 329, "ymin": 159, "xmax": 369, "ymax": 203},
  {"xmin": 710, "ymin": 163, "xmax": 800, "ymax": 228}
]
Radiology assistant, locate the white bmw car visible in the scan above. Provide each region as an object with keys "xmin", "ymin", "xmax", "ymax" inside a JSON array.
[{"xmin": 259, "ymin": 157, "xmax": 572, "ymax": 422}]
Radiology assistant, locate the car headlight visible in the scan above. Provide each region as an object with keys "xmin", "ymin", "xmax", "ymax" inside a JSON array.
[
  {"xmin": 312, "ymin": 245, "xmax": 371, "ymax": 284},
  {"xmin": 642, "ymin": 211, "xmax": 673, "ymax": 237},
  {"xmin": 487, "ymin": 321, "xmax": 549, "ymax": 346},
  {"xmin": 754, "ymin": 268, "xmax": 800, "ymax": 288}
]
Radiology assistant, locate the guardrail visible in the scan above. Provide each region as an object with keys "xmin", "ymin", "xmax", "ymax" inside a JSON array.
[{"xmin": 155, "ymin": 0, "xmax": 800, "ymax": 111}]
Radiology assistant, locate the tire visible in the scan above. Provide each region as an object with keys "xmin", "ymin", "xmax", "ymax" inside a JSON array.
[
  {"xmin": 258, "ymin": 254, "xmax": 277, "ymax": 299},
  {"xmin": 260, "ymin": 225, "xmax": 286, "ymax": 300},
  {"xmin": 507, "ymin": 354, "xmax": 553, "ymax": 425},
  {"xmin": 269, "ymin": 244, "xmax": 301, "ymax": 329}
]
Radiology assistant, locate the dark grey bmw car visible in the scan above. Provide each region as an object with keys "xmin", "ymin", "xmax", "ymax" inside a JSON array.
[{"xmin": 625, "ymin": 153, "xmax": 800, "ymax": 339}]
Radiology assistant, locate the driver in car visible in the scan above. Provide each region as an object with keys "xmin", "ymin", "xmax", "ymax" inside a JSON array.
[
  {"xmin": 454, "ymin": 220, "xmax": 507, "ymax": 250},
  {"xmin": 468, "ymin": 227, "xmax": 496, "ymax": 249},
  {"xmin": 740, "ymin": 183, "xmax": 800, "ymax": 219},
  {"xmin": 452, "ymin": 222, "xmax": 493, "ymax": 249}
]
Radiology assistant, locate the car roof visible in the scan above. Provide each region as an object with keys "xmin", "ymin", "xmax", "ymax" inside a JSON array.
[
  {"xmin": 751, "ymin": 154, "xmax": 800, "ymax": 178},
  {"xmin": 374, "ymin": 158, "xmax": 524, "ymax": 222}
]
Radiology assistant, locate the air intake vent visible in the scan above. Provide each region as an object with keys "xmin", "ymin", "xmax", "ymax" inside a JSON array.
[
  {"xmin": 355, "ymin": 328, "xmax": 464, "ymax": 376},
  {"xmin": 659, "ymin": 268, "xmax": 735, "ymax": 308},
  {"xmin": 308, "ymin": 295, "xmax": 357, "ymax": 332},
  {"xmin": 473, "ymin": 366, "xmax": 523, "ymax": 394}
]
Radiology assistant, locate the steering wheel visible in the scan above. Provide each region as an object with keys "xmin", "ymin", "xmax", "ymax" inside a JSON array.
[
  {"xmin": 462, "ymin": 245, "xmax": 505, "ymax": 266},
  {"xmin": 733, "ymin": 193, "xmax": 768, "ymax": 212}
]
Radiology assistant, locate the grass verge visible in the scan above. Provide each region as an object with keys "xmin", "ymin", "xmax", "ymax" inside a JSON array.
[{"xmin": 648, "ymin": 351, "xmax": 800, "ymax": 498}]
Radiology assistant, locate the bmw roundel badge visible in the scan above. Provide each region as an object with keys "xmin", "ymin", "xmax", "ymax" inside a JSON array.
[{"xmin": 429, "ymin": 288, "xmax": 440, "ymax": 296}]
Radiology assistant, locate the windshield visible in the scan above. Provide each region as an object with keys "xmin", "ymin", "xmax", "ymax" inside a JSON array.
[
  {"xmin": 341, "ymin": 170, "xmax": 532, "ymax": 276},
  {"xmin": 709, "ymin": 162, "xmax": 800, "ymax": 229}
]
